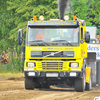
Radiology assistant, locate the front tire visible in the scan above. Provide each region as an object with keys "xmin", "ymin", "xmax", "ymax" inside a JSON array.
[
  {"xmin": 25, "ymin": 77, "xmax": 34, "ymax": 90},
  {"xmin": 75, "ymin": 73, "xmax": 86, "ymax": 92}
]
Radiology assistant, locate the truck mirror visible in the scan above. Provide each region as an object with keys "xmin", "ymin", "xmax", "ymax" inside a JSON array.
[
  {"xmin": 85, "ymin": 31, "xmax": 90, "ymax": 43},
  {"xmin": 18, "ymin": 29, "xmax": 23, "ymax": 45}
]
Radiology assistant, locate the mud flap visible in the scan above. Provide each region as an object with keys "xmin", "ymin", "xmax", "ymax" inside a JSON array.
[
  {"xmin": 86, "ymin": 67, "xmax": 91, "ymax": 83},
  {"xmin": 86, "ymin": 66, "xmax": 92, "ymax": 90}
]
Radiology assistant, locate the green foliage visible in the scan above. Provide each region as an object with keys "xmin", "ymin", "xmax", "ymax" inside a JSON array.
[
  {"xmin": 7, "ymin": 0, "xmax": 58, "ymax": 42},
  {"xmin": 0, "ymin": 58, "xmax": 23, "ymax": 73},
  {"xmin": 0, "ymin": 47, "xmax": 24, "ymax": 73},
  {"xmin": 0, "ymin": 0, "xmax": 58, "ymax": 73},
  {"xmin": 71, "ymin": 0, "xmax": 100, "ymax": 34},
  {"xmin": 0, "ymin": 0, "xmax": 100, "ymax": 73}
]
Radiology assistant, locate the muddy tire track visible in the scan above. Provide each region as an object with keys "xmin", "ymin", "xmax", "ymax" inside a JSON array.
[{"xmin": 0, "ymin": 77, "xmax": 100, "ymax": 100}]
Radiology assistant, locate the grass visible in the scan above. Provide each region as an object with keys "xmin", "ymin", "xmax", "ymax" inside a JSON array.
[
  {"xmin": 0, "ymin": 59, "xmax": 24, "ymax": 73},
  {"xmin": 0, "ymin": 61, "xmax": 24, "ymax": 77}
]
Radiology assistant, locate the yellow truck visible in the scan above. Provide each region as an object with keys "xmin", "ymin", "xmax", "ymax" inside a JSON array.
[{"xmin": 18, "ymin": 16, "xmax": 91, "ymax": 92}]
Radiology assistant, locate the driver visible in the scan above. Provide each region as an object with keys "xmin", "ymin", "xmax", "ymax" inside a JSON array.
[{"xmin": 36, "ymin": 29, "xmax": 45, "ymax": 40}]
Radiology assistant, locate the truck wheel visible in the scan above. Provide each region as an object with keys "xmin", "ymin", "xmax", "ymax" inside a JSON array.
[
  {"xmin": 75, "ymin": 73, "xmax": 86, "ymax": 92},
  {"xmin": 86, "ymin": 70, "xmax": 92, "ymax": 90},
  {"xmin": 25, "ymin": 77, "xmax": 34, "ymax": 90}
]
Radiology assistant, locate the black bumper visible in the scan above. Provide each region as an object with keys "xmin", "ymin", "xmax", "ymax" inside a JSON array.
[{"xmin": 24, "ymin": 71, "xmax": 83, "ymax": 78}]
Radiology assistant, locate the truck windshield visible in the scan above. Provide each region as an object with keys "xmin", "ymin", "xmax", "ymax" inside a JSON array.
[{"xmin": 27, "ymin": 27, "xmax": 80, "ymax": 46}]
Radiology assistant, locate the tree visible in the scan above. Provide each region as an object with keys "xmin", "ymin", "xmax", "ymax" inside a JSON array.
[
  {"xmin": 0, "ymin": 0, "xmax": 12, "ymax": 53},
  {"xmin": 70, "ymin": 0, "xmax": 100, "ymax": 34},
  {"xmin": 7, "ymin": 0, "xmax": 58, "ymax": 42}
]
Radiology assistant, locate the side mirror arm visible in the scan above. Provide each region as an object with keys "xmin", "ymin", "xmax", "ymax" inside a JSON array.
[{"xmin": 20, "ymin": 37, "xmax": 26, "ymax": 44}]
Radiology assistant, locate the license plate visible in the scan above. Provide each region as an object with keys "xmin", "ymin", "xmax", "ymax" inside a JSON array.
[
  {"xmin": 28, "ymin": 72, "xmax": 35, "ymax": 76},
  {"xmin": 46, "ymin": 73, "xmax": 58, "ymax": 77},
  {"xmin": 70, "ymin": 72, "xmax": 76, "ymax": 76}
]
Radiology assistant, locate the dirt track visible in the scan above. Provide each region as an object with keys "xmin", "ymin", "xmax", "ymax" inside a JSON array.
[{"xmin": 0, "ymin": 77, "xmax": 100, "ymax": 100}]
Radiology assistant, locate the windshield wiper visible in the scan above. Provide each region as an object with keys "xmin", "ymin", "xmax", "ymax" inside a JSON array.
[
  {"xmin": 52, "ymin": 40, "xmax": 73, "ymax": 46},
  {"xmin": 29, "ymin": 40, "xmax": 50, "ymax": 46}
]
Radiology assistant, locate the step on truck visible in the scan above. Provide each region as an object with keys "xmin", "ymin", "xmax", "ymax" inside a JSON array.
[{"xmin": 18, "ymin": 15, "xmax": 91, "ymax": 92}]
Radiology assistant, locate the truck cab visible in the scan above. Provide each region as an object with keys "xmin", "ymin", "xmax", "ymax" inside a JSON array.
[{"xmin": 18, "ymin": 16, "xmax": 91, "ymax": 92}]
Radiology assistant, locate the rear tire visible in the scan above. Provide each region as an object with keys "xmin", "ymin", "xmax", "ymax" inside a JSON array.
[
  {"xmin": 86, "ymin": 69, "xmax": 92, "ymax": 90},
  {"xmin": 25, "ymin": 77, "xmax": 34, "ymax": 90},
  {"xmin": 75, "ymin": 73, "xmax": 86, "ymax": 92}
]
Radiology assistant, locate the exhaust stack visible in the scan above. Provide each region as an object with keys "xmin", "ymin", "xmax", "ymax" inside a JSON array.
[{"xmin": 58, "ymin": 0, "xmax": 69, "ymax": 20}]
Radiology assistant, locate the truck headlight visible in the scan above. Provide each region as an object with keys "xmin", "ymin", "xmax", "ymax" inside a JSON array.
[
  {"xmin": 27, "ymin": 62, "xmax": 35, "ymax": 67},
  {"xmin": 70, "ymin": 63, "xmax": 79, "ymax": 67}
]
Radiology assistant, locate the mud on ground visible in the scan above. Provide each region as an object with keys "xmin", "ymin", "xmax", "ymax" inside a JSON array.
[{"xmin": 0, "ymin": 77, "xmax": 100, "ymax": 100}]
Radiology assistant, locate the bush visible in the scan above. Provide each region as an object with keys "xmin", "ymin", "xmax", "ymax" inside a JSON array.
[{"xmin": 0, "ymin": 58, "xmax": 24, "ymax": 73}]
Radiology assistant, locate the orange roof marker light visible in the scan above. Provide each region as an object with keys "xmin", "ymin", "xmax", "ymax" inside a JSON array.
[
  {"xmin": 33, "ymin": 16, "xmax": 37, "ymax": 21},
  {"xmin": 97, "ymin": 35, "xmax": 100, "ymax": 39},
  {"xmin": 73, "ymin": 16, "xmax": 77, "ymax": 21}
]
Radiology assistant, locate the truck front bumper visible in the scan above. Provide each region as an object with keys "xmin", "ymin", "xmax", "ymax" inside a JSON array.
[{"xmin": 24, "ymin": 71, "xmax": 83, "ymax": 78}]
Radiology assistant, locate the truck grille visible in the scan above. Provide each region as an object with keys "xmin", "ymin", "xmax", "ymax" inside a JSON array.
[{"xmin": 42, "ymin": 62, "xmax": 63, "ymax": 70}]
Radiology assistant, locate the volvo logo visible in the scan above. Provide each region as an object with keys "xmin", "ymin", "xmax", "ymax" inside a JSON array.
[
  {"xmin": 43, "ymin": 51, "xmax": 62, "ymax": 58},
  {"xmin": 50, "ymin": 52, "xmax": 55, "ymax": 56}
]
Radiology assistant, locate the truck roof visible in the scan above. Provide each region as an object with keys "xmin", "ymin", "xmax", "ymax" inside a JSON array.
[{"xmin": 28, "ymin": 20, "xmax": 79, "ymax": 27}]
